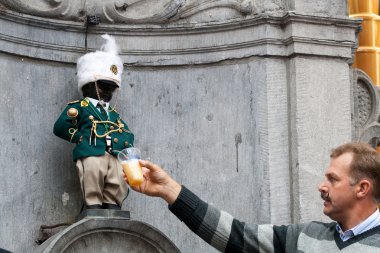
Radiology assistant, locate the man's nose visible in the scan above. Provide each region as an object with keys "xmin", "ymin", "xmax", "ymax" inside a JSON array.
[{"xmin": 318, "ymin": 181, "xmax": 327, "ymax": 192}]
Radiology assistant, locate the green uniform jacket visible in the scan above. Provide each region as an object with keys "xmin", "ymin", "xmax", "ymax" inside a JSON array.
[{"xmin": 53, "ymin": 98, "xmax": 134, "ymax": 161}]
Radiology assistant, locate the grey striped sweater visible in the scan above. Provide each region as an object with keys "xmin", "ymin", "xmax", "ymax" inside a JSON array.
[{"xmin": 169, "ymin": 186, "xmax": 380, "ymax": 252}]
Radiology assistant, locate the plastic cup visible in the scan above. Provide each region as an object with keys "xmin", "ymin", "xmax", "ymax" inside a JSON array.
[{"xmin": 118, "ymin": 148, "xmax": 143, "ymax": 187}]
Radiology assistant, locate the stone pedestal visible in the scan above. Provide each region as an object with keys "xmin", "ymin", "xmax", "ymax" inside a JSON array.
[{"xmin": 34, "ymin": 212, "xmax": 179, "ymax": 253}]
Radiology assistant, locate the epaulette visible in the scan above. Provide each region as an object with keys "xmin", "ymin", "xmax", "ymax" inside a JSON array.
[{"xmin": 67, "ymin": 100, "xmax": 80, "ymax": 105}]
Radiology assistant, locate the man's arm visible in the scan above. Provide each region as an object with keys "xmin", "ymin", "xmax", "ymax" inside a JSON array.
[{"xmin": 125, "ymin": 160, "xmax": 289, "ymax": 253}]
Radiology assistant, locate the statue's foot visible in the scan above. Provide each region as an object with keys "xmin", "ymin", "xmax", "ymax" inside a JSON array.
[
  {"xmin": 101, "ymin": 203, "xmax": 121, "ymax": 210},
  {"xmin": 86, "ymin": 204, "xmax": 102, "ymax": 209}
]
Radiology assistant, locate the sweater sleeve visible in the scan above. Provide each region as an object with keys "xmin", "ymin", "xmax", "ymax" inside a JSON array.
[{"xmin": 169, "ymin": 186, "xmax": 289, "ymax": 253}]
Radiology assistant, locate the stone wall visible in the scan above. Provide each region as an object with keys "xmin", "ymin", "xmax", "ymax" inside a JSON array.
[{"xmin": 0, "ymin": 1, "xmax": 359, "ymax": 252}]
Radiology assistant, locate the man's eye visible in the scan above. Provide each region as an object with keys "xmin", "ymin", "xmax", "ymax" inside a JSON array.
[{"xmin": 327, "ymin": 177, "xmax": 336, "ymax": 182}]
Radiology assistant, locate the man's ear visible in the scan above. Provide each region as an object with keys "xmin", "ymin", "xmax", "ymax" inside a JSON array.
[{"xmin": 356, "ymin": 179, "xmax": 371, "ymax": 199}]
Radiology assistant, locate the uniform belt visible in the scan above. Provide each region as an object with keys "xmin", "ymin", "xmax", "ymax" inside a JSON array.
[{"xmin": 106, "ymin": 135, "xmax": 112, "ymax": 154}]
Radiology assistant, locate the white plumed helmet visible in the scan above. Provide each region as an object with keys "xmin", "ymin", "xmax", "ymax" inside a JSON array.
[{"xmin": 77, "ymin": 34, "xmax": 123, "ymax": 92}]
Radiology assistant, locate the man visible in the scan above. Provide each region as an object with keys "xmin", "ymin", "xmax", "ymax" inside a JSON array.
[
  {"xmin": 54, "ymin": 34, "xmax": 134, "ymax": 210},
  {"xmin": 125, "ymin": 142, "xmax": 380, "ymax": 252}
]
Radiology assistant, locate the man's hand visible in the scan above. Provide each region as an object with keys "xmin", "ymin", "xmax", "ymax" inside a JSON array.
[{"xmin": 123, "ymin": 160, "xmax": 181, "ymax": 204}]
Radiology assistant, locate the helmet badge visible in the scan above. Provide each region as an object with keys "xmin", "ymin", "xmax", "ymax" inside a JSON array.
[{"xmin": 110, "ymin": 65, "xmax": 118, "ymax": 75}]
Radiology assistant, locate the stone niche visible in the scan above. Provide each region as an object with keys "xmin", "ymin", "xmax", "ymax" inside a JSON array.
[
  {"xmin": 0, "ymin": 1, "xmax": 359, "ymax": 253},
  {"xmin": 352, "ymin": 69, "xmax": 380, "ymax": 144}
]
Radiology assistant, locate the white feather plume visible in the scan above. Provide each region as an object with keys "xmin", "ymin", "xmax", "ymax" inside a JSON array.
[
  {"xmin": 100, "ymin": 34, "xmax": 119, "ymax": 55},
  {"xmin": 76, "ymin": 34, "xmax": 124, "ymax": 92}
]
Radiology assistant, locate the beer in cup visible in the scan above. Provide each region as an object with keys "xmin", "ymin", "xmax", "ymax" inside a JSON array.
[{"xmin": 118, "ymin": 147, "xmax": 143, "ymax": 187}]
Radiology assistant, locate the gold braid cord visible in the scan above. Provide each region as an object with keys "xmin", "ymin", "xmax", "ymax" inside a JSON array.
[
  {"xmin": 69, "ymin": 128, "xmax": 78, "ymax": 142},
  {"xmin": 91, "ymin": 120, "xmax": 123, "ymax": 138}
]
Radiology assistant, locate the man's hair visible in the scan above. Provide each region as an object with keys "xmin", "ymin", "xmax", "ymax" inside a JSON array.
[{"xmin": 330, "ymin": 142, "xmax": 380, "ymax": 202}]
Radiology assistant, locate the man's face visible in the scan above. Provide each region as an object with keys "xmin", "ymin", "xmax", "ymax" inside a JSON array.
[{"xmin": 318, "ymin": 152, "xmax": 357, "ymax": 222}]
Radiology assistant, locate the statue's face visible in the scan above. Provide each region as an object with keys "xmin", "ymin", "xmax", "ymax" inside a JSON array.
[
  {"xmin": 96, "ymin": 80, "xmax": 118, "ymax": 102},
  {"xmin": 81, "ymin": 80, "xmax": 118, "ymax": 102}
]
